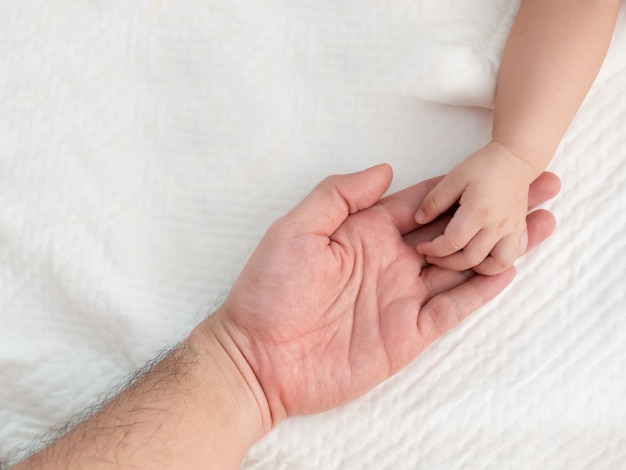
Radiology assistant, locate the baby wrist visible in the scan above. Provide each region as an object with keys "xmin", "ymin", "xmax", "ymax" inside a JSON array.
[{"xmin": 487, "ymin": 140, "xmax": 544, "ymax": 182}]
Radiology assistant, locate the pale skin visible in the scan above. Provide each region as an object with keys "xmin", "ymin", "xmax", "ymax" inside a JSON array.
[
  {"xmin": 10, "ymin": 165, "xmax": 560, "ymax": 469},
  {"xmin": 416, "ymin": 0, "xmax": 622, "ymax": 275}
]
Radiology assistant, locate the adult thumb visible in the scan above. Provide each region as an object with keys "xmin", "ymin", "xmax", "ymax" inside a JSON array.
[{"xmin": 283, "ymin": 164, "xmax": 393, "ymax": 236}]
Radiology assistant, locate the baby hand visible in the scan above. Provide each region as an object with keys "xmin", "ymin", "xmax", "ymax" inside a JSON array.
[{"xmin": 415, "ymin": 142, "xmax": 538, "ymax": 275}]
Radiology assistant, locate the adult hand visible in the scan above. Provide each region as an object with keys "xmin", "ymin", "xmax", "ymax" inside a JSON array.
[
  {"xmin": 205, "ymin": 164, "xmax": 559, "ymax": 430},
  {"xmin": 12, "ymin": 165, "xmax": 558, "ymax": 470}
]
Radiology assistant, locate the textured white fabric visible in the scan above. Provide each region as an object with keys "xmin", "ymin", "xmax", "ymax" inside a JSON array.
[{"xmin": 1, "ymin": 1, "xmax": 625, "ymax": 468}]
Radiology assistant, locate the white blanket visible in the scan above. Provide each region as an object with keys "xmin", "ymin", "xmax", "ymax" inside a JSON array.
[{"xmin": 1, "ymin": 1, "xmax": 625, "ymax": 468}]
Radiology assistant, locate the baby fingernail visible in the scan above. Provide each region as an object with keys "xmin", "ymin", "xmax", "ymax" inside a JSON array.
[{"xmin": 518, "ymin": 230, "xmax": 528, "ymax": 254}]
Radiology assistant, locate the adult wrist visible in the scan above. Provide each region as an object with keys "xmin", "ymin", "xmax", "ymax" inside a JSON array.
[{"xmin": 190, "ymin": 312, "xmax": 274, "ymax": 443}]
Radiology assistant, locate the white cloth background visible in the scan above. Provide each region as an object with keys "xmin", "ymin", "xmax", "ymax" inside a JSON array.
[{"xmin": 1, "ymin": 1, "xmax": 625, "ymax": 468}]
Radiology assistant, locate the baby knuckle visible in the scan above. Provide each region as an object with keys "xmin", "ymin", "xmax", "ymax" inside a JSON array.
[
  {"xmin": 423, "ymin": 192, "xmax": 445, "ymax": 214},
  {"xmin": 467, "ymin": 250, "xmax": 486, "ymax": 266},
  {"xmin": 492, "ymin": 251, "xmax": 515, "ymax": 269},
  {"xmin": 448, "ymin": 238, "xmax": 465, "ymax": 252},
  {"xmin": 474, "ymin": 206, "xmax": 491, "ymax": 220}
]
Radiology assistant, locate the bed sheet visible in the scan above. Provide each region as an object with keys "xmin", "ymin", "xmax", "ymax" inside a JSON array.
[{"xmin": 1, "ymin": 0, "xmax": 625, "ymax": 468}]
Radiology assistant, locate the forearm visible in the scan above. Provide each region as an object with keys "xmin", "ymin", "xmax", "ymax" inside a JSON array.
[
  {"xmin": 13, "ymin": 317, "xmax": 267, "ymax": 470},
  {"xmin": 492, "ymin": 0, "xmax": 621, "ymax": 174}
]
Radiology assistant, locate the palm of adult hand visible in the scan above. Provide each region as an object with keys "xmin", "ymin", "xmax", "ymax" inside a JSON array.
[
  {"xmin": 217, "ymin": 164, "xmax": 558, "ymax": 424},
  {"xmin": 221, "ymin": 203, "xmax": 427, "ymax": 419}
]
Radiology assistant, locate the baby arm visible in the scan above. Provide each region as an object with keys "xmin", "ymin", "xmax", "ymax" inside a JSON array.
[{"xmin": 416, "ymin": 0, "xmax": 621, "ymax": 274}]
